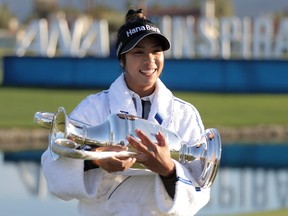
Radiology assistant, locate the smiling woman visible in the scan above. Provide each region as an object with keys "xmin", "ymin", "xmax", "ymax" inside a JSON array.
[
  {"xmin": 123, "ymin": 36, "xmax": 165, "ymax": 96},
  {"xmin": 39, "ymin": 9, "xmax": 215, "ymax": 216}
]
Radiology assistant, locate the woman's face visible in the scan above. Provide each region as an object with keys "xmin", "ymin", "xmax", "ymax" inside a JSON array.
[{"xmin": 123, "ymin": 36, "xmax": 165, "ymax": 97}]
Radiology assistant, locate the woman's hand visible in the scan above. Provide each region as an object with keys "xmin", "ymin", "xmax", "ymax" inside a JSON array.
[
  {"xmin": 126, "ymin": 129, "xmax": 175, "ymax": 177},
  {"xmin": 90, "ymin": 145, "xmax": 136, "ymax": 173}
]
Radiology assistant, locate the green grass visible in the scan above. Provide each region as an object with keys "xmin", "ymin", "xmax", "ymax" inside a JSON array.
[
  {"xmin": 204, "ymin": 209, "xmax": 288, "ymax": 216},
  {"xmin": 0, "ymin": 86, "xmax": 288, "ymax": 128},
  {"xmin": 225, "ymin": 209, "xmax": 288, "ymax": 216},
  {"xmin": 0, "ymin": 87, "xmax": 97, "ymax": 127},
  {"xmin": 174, "ymin": 92, "xmax": 288, "ymax": 127}
]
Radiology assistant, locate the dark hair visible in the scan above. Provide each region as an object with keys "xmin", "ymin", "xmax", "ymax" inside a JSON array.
[{"xmin": 125, "ymin": 9, "xmax": 146, "ymax": 23}]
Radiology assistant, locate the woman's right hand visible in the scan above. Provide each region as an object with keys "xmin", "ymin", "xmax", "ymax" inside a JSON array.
[{"xmin": 90, "ymin": 145, "xmax": 137, "ymax": 173}]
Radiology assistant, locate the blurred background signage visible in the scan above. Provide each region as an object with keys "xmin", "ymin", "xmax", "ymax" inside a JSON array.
[
  {"xmin": 1, "ymin": 0, "xmax": 288, "ymax": 59},
  {"xmin": 15, "ymin": 15, "xmax": 288, "ymax": 59}
]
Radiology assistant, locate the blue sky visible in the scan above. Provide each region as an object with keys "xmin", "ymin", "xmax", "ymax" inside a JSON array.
[
  {"xmin": 1, "ymin": 0, "xmax": 288, "ymax": 23},
  {"xmin": 232, "ymin": 0, "xmax": 288, "ymax": 18},
  {"xmin": 98, "ymin": 0, "xmax": 288, "ymax": 18}
]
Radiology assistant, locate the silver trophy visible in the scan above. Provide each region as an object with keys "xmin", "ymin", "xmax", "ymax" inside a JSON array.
[{"xmin": 34, "ymin": 106, "xmax": 222, "ymax": 188}]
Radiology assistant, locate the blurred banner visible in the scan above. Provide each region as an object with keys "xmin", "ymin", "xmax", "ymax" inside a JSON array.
[
  {"xmin": 14, "ymin": 16, "xmax": 288, "ymax": 59},
  {"xmin": 3, "ymin": 56, "xmax": 288, "ymax": 93}
]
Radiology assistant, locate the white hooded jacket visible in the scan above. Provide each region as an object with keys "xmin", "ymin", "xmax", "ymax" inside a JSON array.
[{"xmin": 41, "ymin": 74, "xmax": 210, "ymax": 216}]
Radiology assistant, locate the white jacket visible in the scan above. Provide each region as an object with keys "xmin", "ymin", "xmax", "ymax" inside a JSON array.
[{"xmin": 41, "ymin": 74, "xmax": 210, "ymax": 216}]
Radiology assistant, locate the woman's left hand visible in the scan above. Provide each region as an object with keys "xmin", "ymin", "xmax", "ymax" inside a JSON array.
[{"xmin": 126, "ymin": 129, "xmax": 175, "ymax": 177}]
